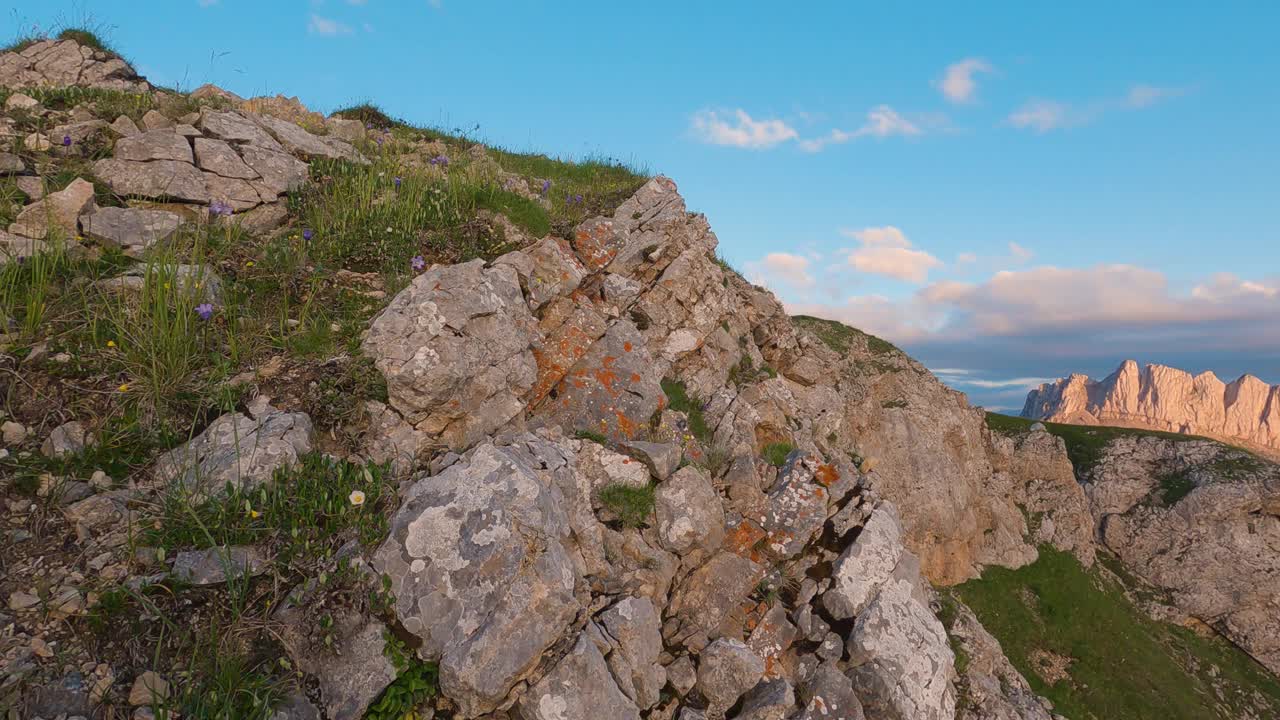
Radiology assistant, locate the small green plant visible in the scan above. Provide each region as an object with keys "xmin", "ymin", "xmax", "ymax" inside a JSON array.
[
  {"xmin": 0, "ymin": 237, "xmax": 70, "ymax": 338},
  {"xmin": 598, "ymin": 483, "xmax": 656, "ymax": 528},
  {"xmin": 159, "ymin": 652, "xmax": 283, "ymax": 720},
  {"xmin": 574, "ymin": 429, "xmax": 609, "ymax": 445},
  {"xmin": 1157, "ymin": 470, "xmax": 1196, "ymax": 505},
  {"xmin": 366, "ymin": 633, "xmax": 439, "ymax": 720},
  {"xmin": 660, "ymin": 378, "xmax": 711, "ymax": 443},
  {"xmin": 880, "ymin": 398, "xmax": 908, "ymax": 409},
  {"xmin": 762, "ymin": 442, "xmax": 795, "ymax": 467}
]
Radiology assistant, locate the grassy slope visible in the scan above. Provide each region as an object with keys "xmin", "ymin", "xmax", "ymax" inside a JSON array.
[
  {"xmin": 954, "ymin": 547, "xmax": 1280, "ymax": 720},
  {"xmin": 984, "ymin": 411, "xmax": 1208, "ymax": 474}
]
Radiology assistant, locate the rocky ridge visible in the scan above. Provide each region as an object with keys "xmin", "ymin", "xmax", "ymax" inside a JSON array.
[{"xmin": 1024, "ymin": 359, "xmax": 1280, "ymax": 458}]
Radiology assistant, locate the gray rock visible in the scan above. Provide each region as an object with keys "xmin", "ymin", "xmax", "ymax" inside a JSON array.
[
  {"xmin": 50, "ymin": 119, "xmax": 108, "ymax": 145},
  {"xmin": 598, "ymin": 596, "xmax": 667, "ymax": 709},
  {"xmin": 203, "ymin": 171, "xmax": 263, "ymax": 211},
  {"xmin": 666, "ymin": 551, "xmax": 765, "ymax": 648},
  {"xmin": 696, "ymin": 638, "xmax": 764, "ymax": 708},
  {"xmin": 198, "ymin": 109, "xmax": 284, "ymax": 151},
  {"xmin": 96, "ymin": 263, "xmax": 223, "ymax": 304},
  {"xmin": 517, "ymin": 632, "xmax": 640, "ymax": 720},
  {"xmin": 756, "ymin": 452, "xmax": 831, "ymax": 560},
  {"xmin": 170, "ymin": 546, "xmax": 267, "ymax": 585},
  {"xmin": 845, "ymin": 568, "xmax": 955, "ymax": 720},
  {"xmin": 620, "ymin": 440, "xmax": 682, "ymax": 481},
  {"xmin": 373, "ymin": 440, "xmax": 580, "ymax": 717},
  {"xmin": 363, "ymin": 259, "xmax": 538, "ymax": 450},
  {"xmin": 948, "ymin": 600, "xmax": 1053, "ymax": 720},
  {"xmin": 0, "ymin": 151, "xmax": 24, "ymax": 174},
  {"xmin": 42, "ymin": 420, "xmax": 91, "ymax": 458},
  {"xmin": 294, "ymin": 615, "xmax": 397, "ymax": 720},
  {"xmin": 153, "ymin": 410, "xmax": 313, "ymax": 494},
  {"xmin": 9, "ymin": 178, "xmax": 95, "ymax": 240},
  {"xmin": 0, "ymin": 39, "xmax": 149, "ymax": 92},
  {"xmin": 93, "ymin": 158, "xmax": 210, "ymax": 203},
  {"xmin": 0, "ymin": 228, "xmax": 53, "ymax": 264},
  {"xmin": 193, "ymin": 137, "xmax": 257, "ymax": 179},
  {"xmin": 823, "ymin": 502, "xmax": 904, "ymax": 620},
  {"xmin": 141, "ymin": 109, "xmax": 174, "ymax": 131},
  {"xmin": 4, "ymin": 92, "xmax": 39, "ymax": 111},
  {"xmin": 325, "ymin": 116, "xmax": 366, "ymax": 143},
  {"xmin": 251, "ymin": 112, "xmax": 366, "ymax": 163},
  {"xmin": 269, "ymin": 692, "xmax": 323, "ymax": 720},
  {"xmin": 114, "ymin": 130, "xmax": 194, "ymax": 163},
  {"xmin": 110, "ymin": 115, "xmax": 141, "ymax": 137},
  {"xmin": 667, "ymin": 655, "xmax": 697, "ymax": 696},
  {"xmin": 736, "ymin": 678, "xmax": 795, "ymax": 720},
  {"xmin": 238, "ymin": 144, "xmax": 309, "ymax": 196},
  {"xmin": 229, "ymin": 201, "xmax": 290, "ymax": 234},
  {"xmin": 81, "ymin": 206, "xmax": 183, "ymax": 258},
  {"xmin": 655, "ymin": 465, "xmax": 724, "ymax": 555},
  {"xmin": 15, "ymin": 175, "xmax": 45, "ymax": 200},
  {"xmin": 795, "ymin": 662, "xmax": 864, "ymax": 720},
  {"xmin": 25, "ymin": 672, "xmax": 91, "ymax": 718},
  {"xmin": 2, "ymin": 420, "xmax": 29, "ymax": 445}
]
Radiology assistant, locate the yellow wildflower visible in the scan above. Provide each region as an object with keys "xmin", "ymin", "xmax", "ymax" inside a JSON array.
[{"xmin": 117, "ymin": 383, "xmax": 129, "ymax": 392}]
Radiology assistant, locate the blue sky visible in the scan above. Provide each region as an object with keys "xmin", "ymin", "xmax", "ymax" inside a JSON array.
[{"xmin": 12, "ymin": 1, "xmax": 1280, "ymax": 410}]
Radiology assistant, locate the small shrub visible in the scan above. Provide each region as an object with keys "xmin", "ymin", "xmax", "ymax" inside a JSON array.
[
  {"xmin": 660, "ymin": 379, "xmax": 711, "ymax": 443},
  {"xmin": 1157, "ymin": 470, "xmax": 1196, "ymax": 506},
  {"xmin": 366, "ymin": 633, "xmax": 439, "ymax": 720},
  {"xmin": 575, "ymin": 429, "xmax": 609, "ymax": 445},
  {"xmin": 762, "ymin": 442, "xmax": 794, "ymax": 467},
  {"xmin": 598, "ymin": 483, "xmax": 655, "ymax": 528},
  {"xmin": 332, "ymin": 103, "xmax": 404, "ymax": 130}
]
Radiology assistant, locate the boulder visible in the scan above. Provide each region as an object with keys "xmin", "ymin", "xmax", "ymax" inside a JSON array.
[
  {"xmin": 598, "ymin": 596, "xmax": 666, "ymax": 709},
  {"xmin": 193, "ymin": 137, "xmax": 257, "ymax": 179},
  {"xmin": 41, "ymin": 420, "xmax": 91, "ymax": 458},
  {"xmin": 655, "ymin": 465, "xmax": 724, "ymax": 555},
  {"xmin": 110, "ymin": 115, "xmax": 141, "ymax": 137},
  {"xmin": 93, "ymin": 158, "xmax": 210, "ymax": 203},
  {"xmin": 114, "ymin": 130, "xmax": 195, "ymax": 163},
  {"xmin": 619, "ymin": 440, "xmax": 682, "ymax": 481},
  {"xmin": 736, "ymin": 678, "xmax": 795, "ymax": 720},
  {"xmin": 823, "ymin": 503, "xmax": 904, "ymax": 620},
  {"xmin": 238, "ymin": 144, "xmax": 309, "ymax": 196},
  {"xmin": 0, "ymin": 152, "xmax": 25, "ymax": 174},
  {"xmin": 666, "ymin": 551, "xmax": 765, "ymax": 648},
  {"xmin": 9, "ymin": 178, "xmax": 95, "ymax": 240},
  {"xmin": 372, "ymin": 440, "xmax": 580, "ymax": 717},
  {"xmin": 251, "ymin": 112, "xmax": 366, "ymax": 163},
  {"xmin": 152, "ymin": 410, "xmax": 313, "ymax": 494},
  {"xmin": 795, "ymin": 663, "xmax": 865, "ymax": 720},
  {"xmin": 363, "ymin": 259, "xmax": 538, "ymax": 450},
  {"xmin": 0, "ymin": 39, "xmax": 150, "ymax": 92},
  {"xmin": 517, "ymin": 632, "xmax": 640, "ymax": 720},
  {"xmin": 291, "ymin": 615, "xmax": 397, "ymax": 720},
  {"xmin": 695, "ymin": 638, "xmax": 764, "ymax": 708},
  {"xmin": 170, "ymin": 546, "xmax": 267, "ymax": 585},
  {"xmin": 81, "ymin": 206, "xmax": 183, "ymax": 258},
  {"xmin": 198, "ymin": 109, "xmax": 285, "ymax": 151}
]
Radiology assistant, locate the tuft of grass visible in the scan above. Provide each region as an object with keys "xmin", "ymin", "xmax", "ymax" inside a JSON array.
[
  {"xmin": 598, "ymin": 483, "xmax": 656, "ymax": 528},
  {"xmin": 660, "ymin": 378, "xmax": 711, "ymax": 443},
  {"xmin": 159, "ymin": 651, "xmax": 283, "ymax": 720},
  {"xmin": 145, "ymin": 454, "xmax": 395, "ymax": 566},
  {"xmin": 1157, "ymin": 470, "xmax": 1197, "ymax": 506},
  {"xmin": 575, "ymin": 429, "xmax": 609, "ymax": 445},
  {"xmin": 956, "ymin": 546, "xmax": 1280, "ymax": 720},
  {"xmin": 762, "ymin": 442, "xmax": 795, "ymax": 468},
  {"xmin": 56, "ymin": 27, "xmax": 115, "ymax": 54},
  {"xmin": 331, "ymin": 102, "xmax": 404, "ymax": 130}
]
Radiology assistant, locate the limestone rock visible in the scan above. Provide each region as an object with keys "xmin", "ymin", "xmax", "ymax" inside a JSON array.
[
  {"xmin": 736, "ymin": 678, "xmax": 795, "ymax": 720},
  {"xmin": 598, "ymin": 596, "xmax": 666, "ymax": 709},
  {"xmin": 0, "ymin": 151, "xmax": 25, "ymax": 174},
  {"xmin": 110, "ymin": 115, "xmax": 141, "ymax": 137},
  {"xmin": 0, "ymin": 39, "xmax": 150, "ymax": 92},
  {"xmin": 695, "ymin": 638, "xmax": 764, "ymax": 708},
  {"xmin": 372, "ymin": 439, "xmax": 580, "ymax": 717},
  {"xmin": 949, "ymin": 601, "xmax": 1054, "ymax": 720},
  {"xmin": 152, "ymin": 410, "xmax": 313, "ymax": 494},
  {"xmin": 198, "ymin": 109, "xmax": 284, "ymax": 151},
  {"xmin": 620, "ymin": 440, "xmax": 682, "ymax": 481},
  {"xmin": 293, "ymin": 615, "xmax": 397, "ymax": 720},
  {"xmin": 795, "ymin": 663, "xmax": 865, "ymax": 720},
  {"xmin": 655, "ymin": 465, "xmax": 724, "ymax": 555},
  {"xmin": 170, "ymin": 546, "xmax": 267, "ymax": 585},
  {"xmin": 251, "ymin": 112, "xmax": 366, "ymax": 163},
  {"xmin": 824, "ymin": 502, "xmax": 904, "ymax": 620},
  {"xmin": 666, "ymin": 551, "xmax": 765, "ymax": 648},
  {"xmin": 127, "ymin": 671, "xmax": 169, "ymax": 707},
  {"xmin": 42, "ymin": 420, "xmax": 91, "ymax": 458},
  {"xmin": 81, "ymin": 206, "xmax": 183, "ymax": 258},
  {"xmin": 517, "ymin": 632, "xmax": 640, "ymax": 720},
  {"xmin": 238, "ymin": 144, "xmax": 309, "ymax": 196},
  {"xmin": 96, "ymin": 263, "xmax": 223, "ymax": 304},
  {"xmin": 363, "ymin": 259, "xmax": 538, "ymax": 450},
  {"xmin": 1025, "ymin": 359, "xmax": 1280, "ymax": 457},
  {"xmin": 93, "ymin": 158, "xmax": 210, "ymax": 203},
  {"xmin": 9, "ymin": 177, "xmax": 95, "ymax": 240},
  {"xmin": 114, "ymin": 130, "xmax": 195, "ymax": 163},
  {"xmin": 193, "ymin": 137, "xmax": 257, "ymax": 179}
]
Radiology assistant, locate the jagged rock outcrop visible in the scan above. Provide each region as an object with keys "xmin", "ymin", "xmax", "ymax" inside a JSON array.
[
  {"xmin": 1084, "ymin": 435, "xmax": 1280, "ymax": 675},
  {"xmin": 1025, "ymin": 359, "xmax": 1280, "ymax": 457},
  {"xmin": 948, "ymin": 601, "xmax": 1056, "ymax": 720},
  {"xmin": 0, "ymin": 39, "xmax": 151, "ymax": 92}
]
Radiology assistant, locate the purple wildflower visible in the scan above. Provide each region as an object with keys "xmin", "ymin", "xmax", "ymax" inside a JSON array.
[
  {"xmin": 208, "ymin": 201, "xmax": 233, "ymax": 218},
  {"xmin": 195, "ymin": 303, "xmax": 214, "ymax": 321},
  {"xmin": 376, "ymin": 135, "xmax": 384, "ymax": 147},
  {"xmin": 62, "ymin": 135, "xmax": 73, "ymax": 147},
  {"xmin": 429, "ymin": 154, "xmax": 450, "ymax": 167},
  {"xmin": 411, "ymin": 255, "xmax": 426, "ymax": 272},
  {"xmin": 565, "ymin": 193, "xmax": 584, "ymax": 206},
  {"xmin": 303, "ymin": 228, "xmax": 313, "ymax": 242},
  {"xmin": 540, "ymin": 179, "xmax": 551, "ymax": 196},
  {"xmin": 393, "ymin": 176, "xmax": 402, "ymax": 189}
]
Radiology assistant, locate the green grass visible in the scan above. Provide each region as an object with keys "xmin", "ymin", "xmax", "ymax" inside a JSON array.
[
  {"xmin": 792, "ymin": 314, "xmax": 901, "ymax": 356},
  {"xmin": 575, "ymin": 429, "xmax": 609, "ymax": 445},
  {"xmin": 159, "ymin": 652, "xmax": 283, "ymax": 720},
  {"xmin": 1156, "ymin": 470, "xmax": 1197, "ymax": 505},
  {"xmin": 956, "ymin": 546, "xmax": 1280, "ymax": 720},
  {"xmin": 145, "ymin": 454, "xmax": 395, "ymax": 567},
  {"xmin": 56, "ymin": 27, "xmax": 115, "ymax": 54},
  {"xmin": 331, "ymin": 103, "xmax": 405, "ymax": 130},
  {"xmin": 598, "ymin": 483, "xmax": 656, "ymax": 528},
  {"xmin": 365, "ymin": 633, "xmax": 440, "ymax": 720},
  {"xmin": 762, "ymin": 441, "xmax": 795, "ymax": 467},
  {"xmin": 660, "ymin": 378, "xmax": 712, "ymax": 443}
]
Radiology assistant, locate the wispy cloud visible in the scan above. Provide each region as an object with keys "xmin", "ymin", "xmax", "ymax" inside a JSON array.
[
  {"xmin": 1008, "ymin": 242, "xmax": 1033, "ymax": 263},
  {"xmin": 841, "ymin": 226, "xmax": 942, "ymax": 283},
  {"xmin": 746, "ymin": 252, "xmax": 816, "ymax": 289},
  {"xmin": 308, "ymin": 14, "xmax": 353, "ymax": 36},
  {"xmin": 799, "ymin": 105, "xmax": 923, "ymax": 152},
  {"xmin": 937, "ymin": 58, "xmax": 994, "ymax": 103},
  {"xmin": 691, "ymin": 109, "xmax": 798, "ymax": 149},
  {"xmin": 1008, "ymin": 84, "xmax": 1187, "ymax": 132}
]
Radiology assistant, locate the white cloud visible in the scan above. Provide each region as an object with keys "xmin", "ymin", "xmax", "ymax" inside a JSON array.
[
  {"xmin": 957, "ymin": 252, "xmax": 978, "ymax": 264},
  {"xmin": 747, "ymin": 252, "xmax": 816, "ymax": 289},
  {"xmin": 938, "ymin": 58, "xmax": 993, "ymax": 103},
  {"xmin": 1008, "ymin": 242, "xmax": 1033, "ymax": 263},
  {"xmin": 308, "ymin": 14, "xmax": 353, "ymax": 35},
  {"xmin": 1009, "ymin": 84, "xmax": 1186, "ymax": 133},
  {"xmin": 1007, "ymin": 100, "xmax": 1072, "ymax": 132},
  {"xmin": 842, "ymin": 226, "xmax": 942, "ymax": 283},
  {"xmin": 691, "ymin": 109, "xmax": 798, "ymax": 149},
  {"xmin": 1125, "ymin": 84, "xmax": 1184, "ymax": 108},
  {"xmin": 1192, "ymin": 273, "xmax": 1279, "ymax": 301},
  {"xmin": 799, "ymin": 105, "xmax": 922, "ymax": 152}
]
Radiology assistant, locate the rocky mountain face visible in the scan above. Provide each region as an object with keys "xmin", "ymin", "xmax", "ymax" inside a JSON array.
[
  {"xmin": 2, "ymin": 34, "xmax": 1277, "ymax": 720},
  {"xmin": 1024, "ymin": 360, "xmax": 1280, "ymax": 457},
  {"xmin": 1083, "ymin": 434, "xmax": 1280, "ymax": 676}
]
